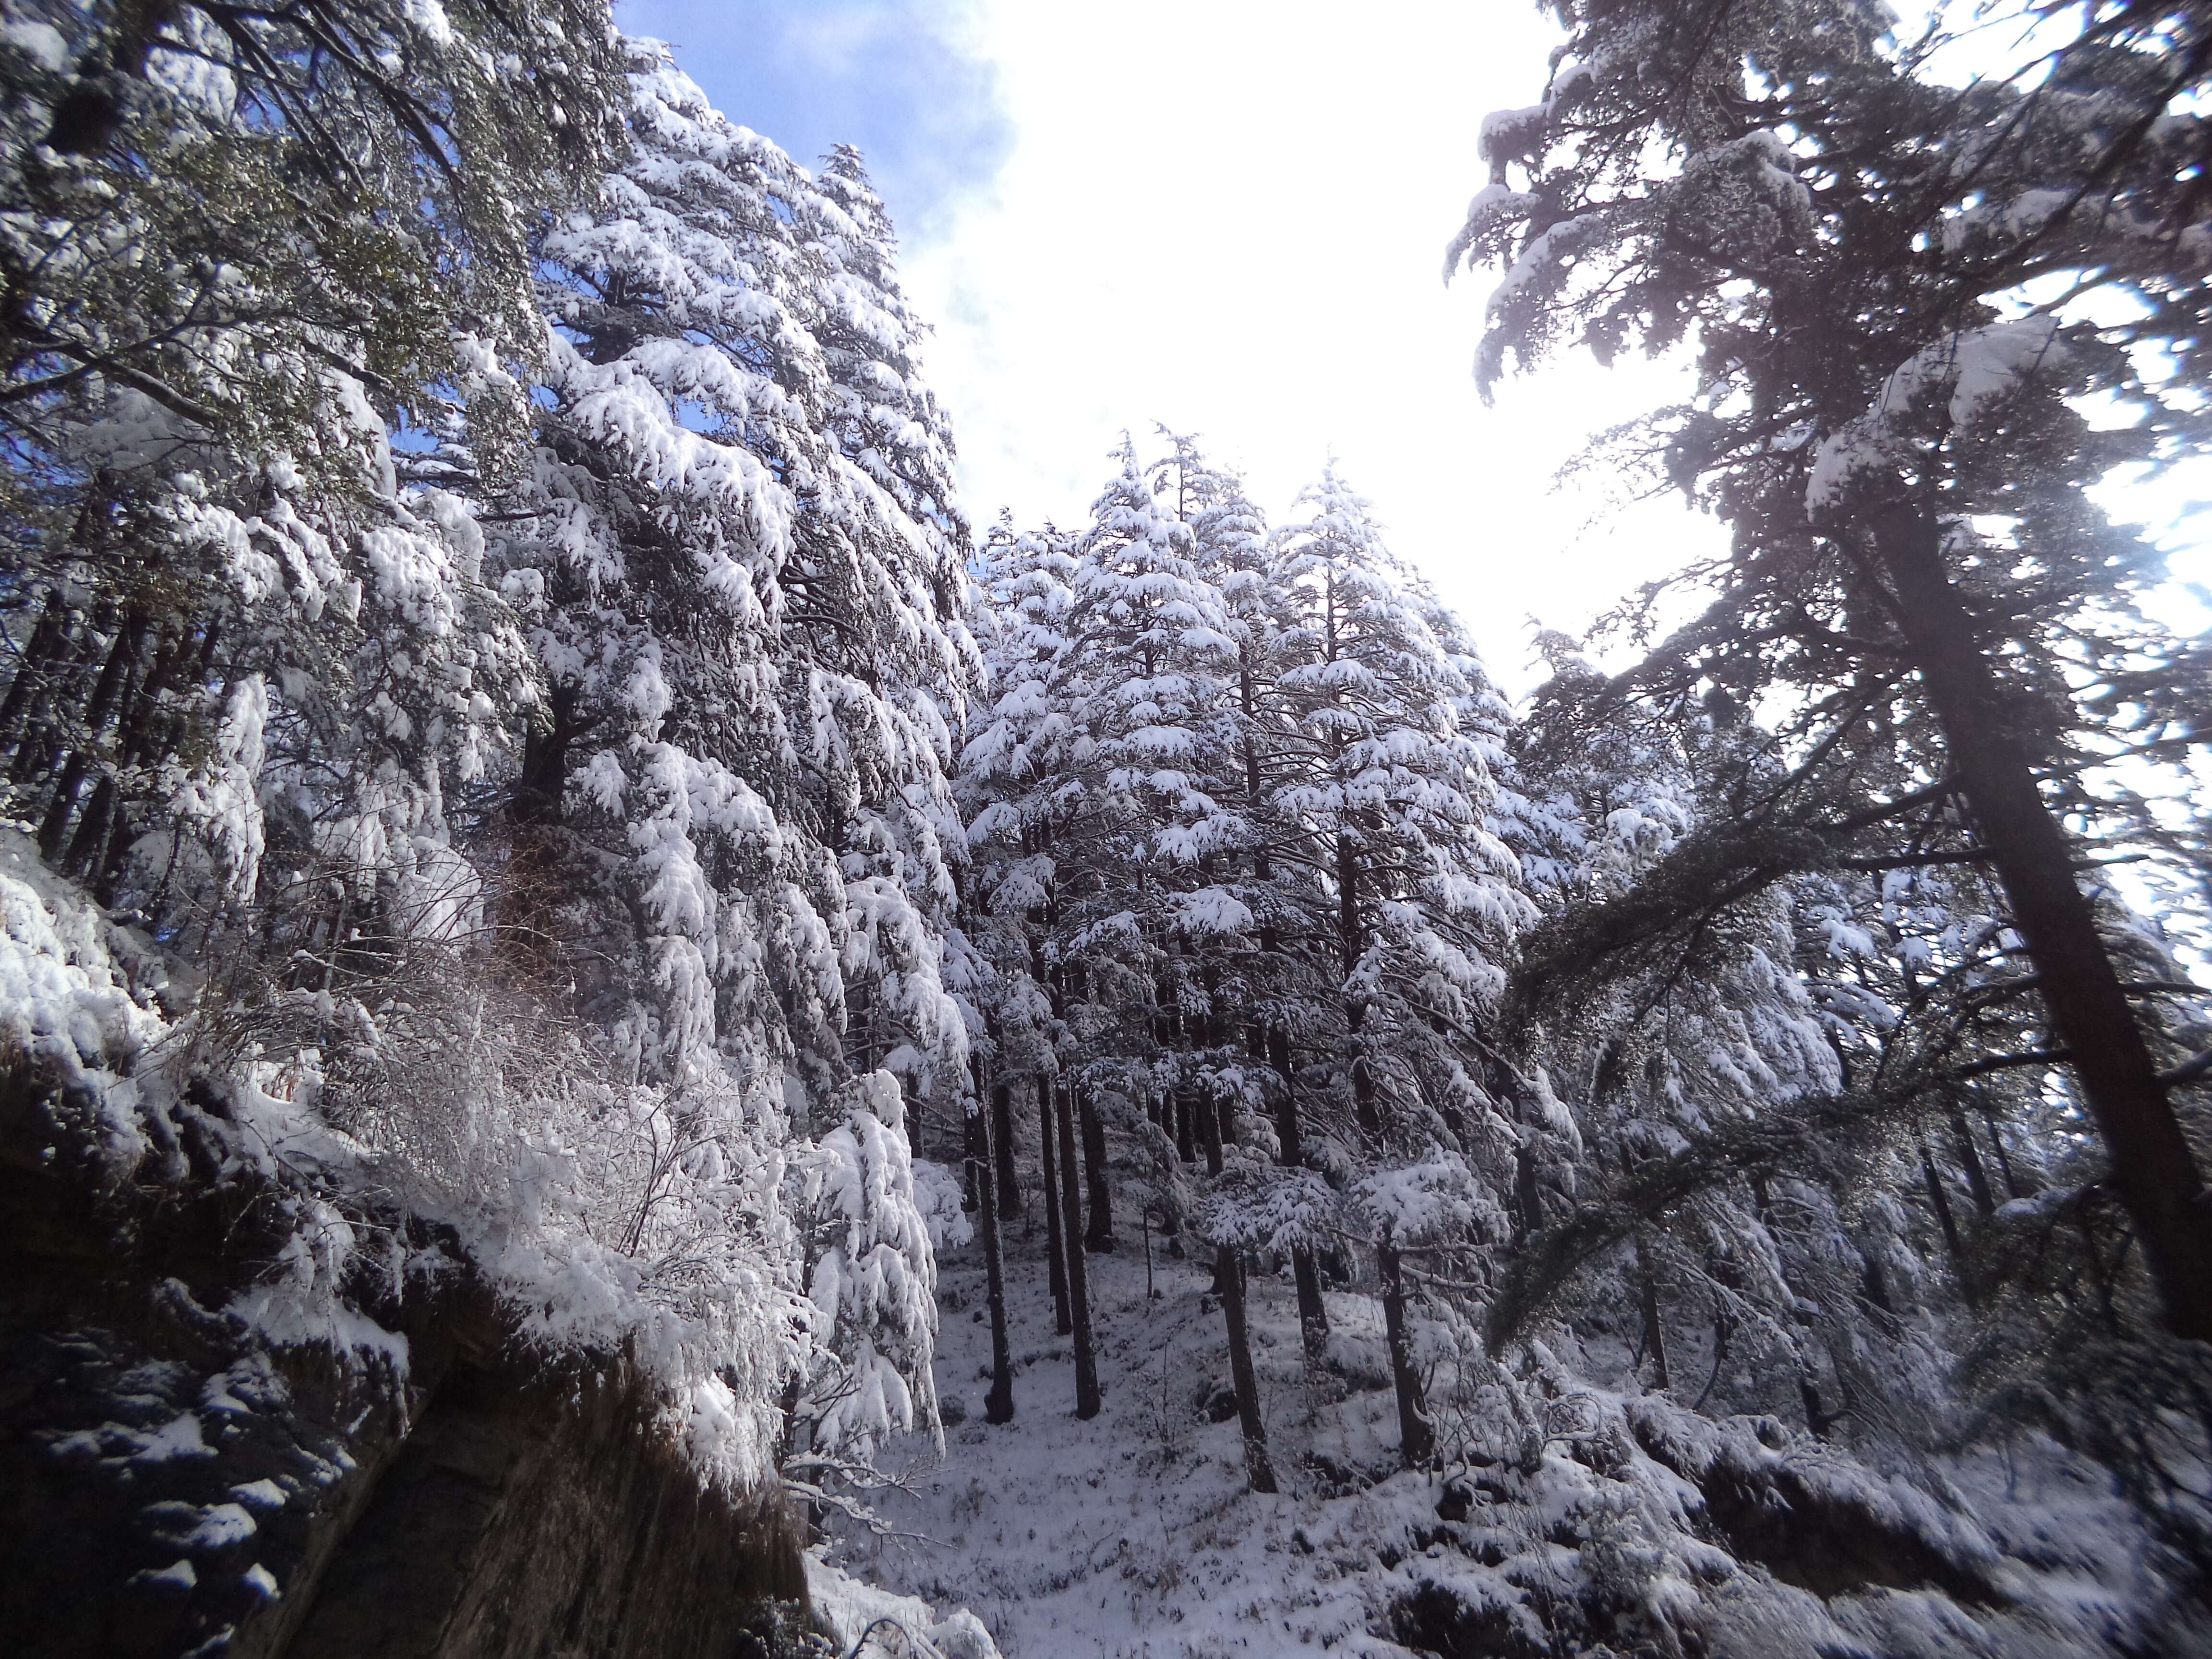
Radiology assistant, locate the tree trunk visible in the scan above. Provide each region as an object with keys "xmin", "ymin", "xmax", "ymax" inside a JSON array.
[
  {"xmin": 0, "ymin": 590, "xmax": 68, "ymax": 744},
  {"xmin": 1984, "ymin": 1106, "xmax": 2026, "ymax": 1199},
  {"xmin": 1214, "ymin": 1245, "xmax": 1277, "ymax": 1492},
  {"xmin": 962, "ymin": 1094, "xmax": 983, "ymax": 1212},
  {"xmin": 1267, "ymin": 1024, "xmax": 1329, "ymax": 1362},
  {"xmin": 10, "ymin": 609, "xmax": 88, "ymax": 785},
  {"xmin": 975, "ymin": 1095, "xmax": 1015, "ymax": 1426},
  {"xmin": 1038, "ymin": 1077, "xmax": 1070, "ymax": 1336},
  {"xmin": 514, "ymin": 682, "xmax": 583, "ymax": 827},
  {"xmin": 1379, "ymin": 1242, "xmax": 1433, "ymax": 1470},
  {"xmin": 1056, "ymin": 1082, "xmax": 1101, "ymax": 1419},
  {"xmin": 37, "ymin": 606, "xmax": 144, "ymax": 859},
  {"xmin": 1635, "ymin": 1238, "xmax": 1671, "ymax": 1393},
  {"xmin": 1335, "ymin": 830, "xmax": 1379, "ymax": 1134},
  {"xmin": 1950, "ymin": 1110, "xmax": 1996, "ymax": 1218},
  {"xmin": 1079, "ymin": 1085, "xmax": 1113, "ymax": 1250},
  {"xmin": 1921, "ymin": 1144, "xmax": 1964, "ymax": 1263},
  {"xmin": 1290, "ymin": 1249, "xmax": 1329, "ymax": 1368},
  {"xmin": 993, "ymin": 1079, "xmax": 1021, "ymax": 1219},
  {"xmin": 1870, "ymin": 506, "xmax": 2212, "ymax": 1340}
]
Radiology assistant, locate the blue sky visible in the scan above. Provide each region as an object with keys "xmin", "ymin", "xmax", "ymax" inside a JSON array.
[
  {"xmin": 614, "ymin": 0, "xmax": 1010, "ymax": 245},
  {"xmin": 604, "ymin": 0, "xmax": 1719, "ymax": 689},
  {"xmin": 608, "ymin": 1, "xmax": 2209, "ymax": 696}
]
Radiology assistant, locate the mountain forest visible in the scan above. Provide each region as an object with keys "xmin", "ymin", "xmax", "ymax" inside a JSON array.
[{"xmin": 2, "ymin": 0, "xmax": 2211, "ymax": 1655}]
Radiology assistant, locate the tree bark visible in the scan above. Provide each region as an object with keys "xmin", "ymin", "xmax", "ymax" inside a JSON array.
[
  {"xmin": 1379, "ymin": 1242, "xmax": 1433, "ymax": 1470},
  {"xmin": 1869, "ymin": 505, "xmax": 2212, "ymax": 1339},
  {"xmin": 514, "ymin": 682, "xmax": 584, "ymax": 827},
  {"xmin": 1197, "ymin": 1081, "xmax": 1224, "ymax": 1178},
  {"xmin": 1921, "ymin": 1144, "xmax": 1965, "ymax": 1263},
  {"xmin": 1079, "ymin": 1085, "xmax": 1114, "ymax": 1250},
  {"xmin": 1635, "ymin": 1238, "xmax": 1671, "ymax": 1393},
  {"xmin": 975, "ymin": 1093, "xmax": 1015, "ymax": 1425},
  {"xmin": 1214, "ymin": 1245, "xmax": 1277, "ymax": 1492},
  {"xmin": 1038, "ymin": 1077, "xmax": 1070, "ymax": 1336},
  {"xmin": 37, "ymin": 605, "xmax": 144, "ymax": 858},
  {"xmin": 993, "ymin": 1079, "xmax": 1021, "ymax": 1219},
  {"xmin": 1267, "ymin": 1024, "xmax": 1330, "ymax": 1363},
  {"xmin": 962, "ymin": 1094, "xmax": 984, "ymax": 1213},
  {"xmin": 0, "ymin": 590, "xmax": 67, "ymax": 743},
  {"xmin": 1950, "ymin": 1110, "xmax": 1996, "ymax": 1218},
  {"xmin": 1056, "ymin": 1082, "xmax": 1101, "ymax": 1418},
  {"xmin": 1336, "ymin": 830, "xmax": 1380, "ymax": 1134}
]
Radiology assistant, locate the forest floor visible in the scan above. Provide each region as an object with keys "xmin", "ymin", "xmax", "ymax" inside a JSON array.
[
  {"xmin": 827, "ymin": 1170, "xmax": 2180, "ymax": 1659},
  {"xmin": 832, "ymin": 1189, "xmax": 1432, "ymax": 1657}
]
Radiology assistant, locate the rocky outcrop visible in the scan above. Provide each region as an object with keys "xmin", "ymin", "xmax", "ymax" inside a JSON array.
[{"xmin": 0, "ymin": 1060, "xmax": 812, "ymax": 1659}]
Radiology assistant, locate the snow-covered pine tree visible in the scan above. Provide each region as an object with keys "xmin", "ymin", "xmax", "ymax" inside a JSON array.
[
  {"xmin": 1454, "ymin": 0, "xmax": 2212, "ymax": 1344},
  {"xmin": 960, "ymin": 442, "xmax": 1275, "ymax": 1440},
  {"xmin": 1260, "ymin": 467, "xmax": 1534, "ymax": 1468},
  {"xmin": 1158, "ymin": 433, "xmax": 1342, "ymax": 1366},
  {"xmin": 957, "ymin": 517, "xmax": 1079, "ymax": 1343},
  {"xmin": 1499, "ymin": 647, "xmax": 1956, "ymax": 1432},
  {"xmin": 791, "ymin": 146, "xmax": 978, "ymax": 1124},
  {"xmin": 489, "ymin": 45, "xmax": 971, "ymax": 1484},
  {"xmin": 0, "ymin": 0, "xmax": 618, "ymax": 957}
]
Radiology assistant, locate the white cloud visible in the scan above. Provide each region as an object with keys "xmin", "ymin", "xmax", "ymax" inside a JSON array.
[{"xmin": 900, "ymin": 0, "xmax": 1727, "ymax": 692}]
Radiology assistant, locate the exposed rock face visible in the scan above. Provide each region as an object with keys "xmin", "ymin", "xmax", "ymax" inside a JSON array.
[
  {"xmin": 0, "ymin": 1064, "xmax": 811, "ymax": 1659},
  {"xmin": 284, "ymin": 1359, "xmax": 807, "ymax": 1659}
]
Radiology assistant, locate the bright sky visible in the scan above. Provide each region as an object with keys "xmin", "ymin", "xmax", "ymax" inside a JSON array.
[
  {"xmin": 613, "ymin": 0, "xmax": 1720, "ymax": 693},
  {"xmin": 614, "ymin": 0, "xmax": 2207, "ymax": 696}
]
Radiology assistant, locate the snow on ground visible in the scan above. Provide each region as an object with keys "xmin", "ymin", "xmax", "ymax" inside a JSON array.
[
  {"xmin": 828, "ymin": 1172, "xmax": 2180, "ymax": 1659},
  {"xmin": 834, "ymin": 1168, "xmax": 1586, "ymax": 1658}
]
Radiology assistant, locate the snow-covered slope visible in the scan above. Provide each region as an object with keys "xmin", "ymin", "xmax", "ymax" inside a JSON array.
[{"xmin": 830, "ymin": 1174, "xmax": 2183, "ymax": 1658}]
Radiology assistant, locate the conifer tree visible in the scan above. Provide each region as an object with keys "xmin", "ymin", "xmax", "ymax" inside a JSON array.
[
  {"xmin": 1456, "ymin": 0, "xmax": 2212, "ymax": 1340},
  {"xmin": 486, "ymin": 46, "xmax": 976, "ymax": 1480}
]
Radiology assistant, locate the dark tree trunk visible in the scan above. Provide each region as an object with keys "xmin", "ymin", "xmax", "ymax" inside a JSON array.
[
  {"xmin": 962, "ymin": 1091, "xmax": 984, "ymax": 1212},
  {"xmin": 993, "ymin": 1080, "xmax": 1020, "ymax": 1219},
  {"xmin": 1921, "ymin": 1144, "xmax": 1965, "ymax": 1262},
  {"xmin": 1173, "ymin": 1088, "xmax": 1196, "ymax": 1164},
  {"xmin": 114, "ymin": 622, "xmax": 185, "ymax": 769},
  {"xmin": 1950, "ymin": 1110, "xmax": 1996, "ymax": 1218},
  {"xmin": 1984, "ymin": 1106, "xmax": 2026, "ymax": 1198},
  {"xmin": 1214, "ymin": 1246, "xmax": 1277, "ymax": 1492},
  {"xmin": 1513, "ymin": 1144, "xmax": 1541, "ymax": 1245},
  {"xmin": 515, "ymin": 684, "xmax": 583, "ymax": 827},
  {"xmin": 1079, "ymin": 1086, "xmax": 1113, "ymax": 1250},
  {"xmin": 1869, "ymin": 505, "xmax": 2212, "ymax": 1340},
  {"xmin": 11, "ymin": 610, "xmax": 89, "ymax": 785},
  {"xmin": 1038, "ymin": 1078, "xmax": 1070, "ymax": 1336},
  {"xmin": 1056, "ymin": 1083, "xmax": 1100, "ymax": 1419},
  {"xmin": 36, "ymin": 606, "xmax": 144, "ymax": 859},
  {"xmin": 64, "ymin": 771, "xmax": 117, "ymax": 876},
  {"xmin": 1635, "ymin": 1238, "xmax": 1671, "ymax": 1393},
  {"xmin": 0, "ymin": 590, "xmax": 68, "ymax": 743},
  {"xmin": 1335, "ymin": 831, "xmax": 1379, "ymax": 1134},
  {"xmin": 1290, "ymin": 1249, "xmax": 1328, "ymax": 1367},
  {"xmin": 1267, "ymin": 1024, "xmax": 1329, "ymax": 1362},
  {"xmin": 974, "ymin": 1093, "xmax": 1015, "ymax": 1425},
  {"xmin": 1379, "ymin": 1242, "xmax": 1433, "ymax": 1470},
  {"xmin": 1267, "ymin": 1026, "xmax": 1301, "ymax": 1166},
  {"xmin": 1197, "ymin": 1082, "xmax": 1224, "ymax": 1178}
]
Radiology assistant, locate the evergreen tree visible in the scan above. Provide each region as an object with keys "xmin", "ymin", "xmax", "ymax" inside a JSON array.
[
  {"xmin": 484, "ymin": 47, "xmax": 978, "ymax": 1483},
  {"xmin": 1223, "ymin": 464, "xmax": 1532, "ymax": 1470},
  {"xmin": 1455, "ymin": 0, "xmax": 2212, "ymax": 1341}
]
